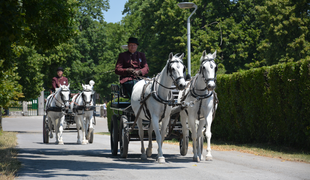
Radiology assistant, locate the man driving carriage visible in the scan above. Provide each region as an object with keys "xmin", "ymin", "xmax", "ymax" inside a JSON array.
[
  {"xmin": 50, "ymin": 67, "xmax": 69, "ymax": 94},
  {"xmin": 115, "ymin": 37, "xmax": 149, "ymax": 97}
]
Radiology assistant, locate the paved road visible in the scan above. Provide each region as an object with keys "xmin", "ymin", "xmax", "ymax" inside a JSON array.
[{"xmin": 3, "ymin": 116, "xmax": 310, "ymax": 180}]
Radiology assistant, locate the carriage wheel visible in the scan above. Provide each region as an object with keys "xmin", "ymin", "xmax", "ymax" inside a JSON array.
[
  {"xmin": 88, "ymin": 129, "xmax": 94, "ymax": 143},
  {"xmin": 120, "ymin": 115, "xmax": 129, "ymax": 158},
  {"xmin": 179, "ymin": 136, "xmax": 189, "ymax": 156},
  {"xmin": 43, "ymin": 115, "xmax": 49, "ymax": 143},
  {"xmin": 110, "ymin": 115, "xmax": 119, "ymax": 155}
]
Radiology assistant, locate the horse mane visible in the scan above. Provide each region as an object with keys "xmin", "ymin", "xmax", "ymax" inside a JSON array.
[
  {"xmin": 200, "ymin": 50, "xmax": 217, "ymax": 63},
  {"xmin": 83, "ymin": 85, "xmax": 93, "ymax": 92},
  {"xmin": 200, "ymin": 53, "xmax": 214, "ymax": 63},
  {"xmin": 167, "ymin": 53, "xmax": 183, "ymax": 63}
]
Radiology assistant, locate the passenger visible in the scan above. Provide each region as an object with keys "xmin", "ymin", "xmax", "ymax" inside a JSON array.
[
  {"xmin": 115, "ymin": 37, "xmax": 149, "ymax": 97},
  {"xmin": 50, "ymin": 67, "xmax": 69, "ymax": 94}
]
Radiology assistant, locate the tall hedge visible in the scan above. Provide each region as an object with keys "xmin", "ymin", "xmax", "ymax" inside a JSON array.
[{"xmin": 214, "ymin": 58, "xmax": 310, "ymax": 150}]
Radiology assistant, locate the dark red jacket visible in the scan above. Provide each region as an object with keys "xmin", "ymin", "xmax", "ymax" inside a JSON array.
[
  {"xmin": 115, "ymin": 51, "xmax": 149, "ymax": 84},
  {"xmin": 52, "ymin": 76, "xmax": 68, "ymax": 92}
]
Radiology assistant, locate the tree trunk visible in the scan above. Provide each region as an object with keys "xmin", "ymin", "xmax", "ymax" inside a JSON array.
[{"xmin": 0, "ymin": 107, "xmax": 3, "ymax": 132}]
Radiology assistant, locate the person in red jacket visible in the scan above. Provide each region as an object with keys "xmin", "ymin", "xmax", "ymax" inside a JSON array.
[
  {"xmin": 115, "ymin": 37, "xmax": 149, "ymax": 97},
  {"xmin": 50, "ymin": 67, "xmax": 69, "ymax": 94}
]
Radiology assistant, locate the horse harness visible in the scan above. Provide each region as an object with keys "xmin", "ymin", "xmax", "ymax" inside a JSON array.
[
  {"xmin": 71, "ymin": 91, "xmax": 95, "ymax": 115},
  {"xmin": 128, "ymin": 60, "xmax": 186, "ymax": 132},
  {"xmin": 180, "ymin": 57, "xmax": 218, "ymax": 121},
  {"xmin": 46, "ymin": 89, "xmax": 70, "ymax": 112}
]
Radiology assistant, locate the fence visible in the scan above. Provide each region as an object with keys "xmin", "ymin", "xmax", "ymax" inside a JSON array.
[{"xmin": 9, "ymin": 99, "xmax": 39, "ymax": 116}]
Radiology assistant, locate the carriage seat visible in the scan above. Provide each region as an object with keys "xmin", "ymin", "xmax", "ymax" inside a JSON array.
[
  {"xmin": 110, "ymin": 84, "xmax": 131, "ymax": 108},
  {"xmin": 111, "ymin": 84, "xmax": 129, "ymax": 98}
]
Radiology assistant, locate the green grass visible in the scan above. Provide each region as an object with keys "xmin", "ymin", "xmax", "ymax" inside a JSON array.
[
  {"xmin": 0, "ymin": 131, "xmax": 21, "ymax": 180},
  {"xmin": 95, "ymin": 132, "xmax": 110, "ymax": 136},
  {"xmin": 210, "ymin": 140, "xmax": 310, "ymax": 163}
]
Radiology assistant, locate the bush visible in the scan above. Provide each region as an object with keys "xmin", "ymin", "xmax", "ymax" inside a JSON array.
[{"xmin": 214, "ymin": 58, "xmax": 310, "ymax": 150}]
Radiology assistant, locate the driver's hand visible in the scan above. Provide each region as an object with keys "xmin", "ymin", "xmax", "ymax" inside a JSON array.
[
  {"xmin": 133, "ymin": 70, "xmax": 142, "ymax": 76},
  {"xmin": 126, "ymin": 68, "xmax": 134, "ymax": 74}
]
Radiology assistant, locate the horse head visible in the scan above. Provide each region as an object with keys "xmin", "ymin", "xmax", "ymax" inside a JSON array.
[
  {"xmin": 166, "ymin": 52, "xmax": 186, "ymax": 90},
  {"xmin": 199, "ymin": 50, "xmax": 217, "ymax": 91},
  {"xmin": 59, "ymin": 84, "xmax": 71, "ymax": 109},
  {"xmin": 81, "ymin": 80, "xmax": 95, "ymax": 110}
]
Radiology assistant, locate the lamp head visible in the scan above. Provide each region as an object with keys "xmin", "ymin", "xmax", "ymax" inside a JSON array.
[{"xmin": 178, "ymin": 2, "xmax": 197, "ymax": 9}]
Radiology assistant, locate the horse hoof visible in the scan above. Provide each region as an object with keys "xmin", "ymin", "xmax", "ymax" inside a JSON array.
[
  {"xmin": 141, "ymin": 154, "xmax": 147, "ymax": 160},
  {"xmin": 77, "ymin": 140, "xmax": 82, "ymax": 144},
  {"xmin": 146, "ymin": 148, "xmax": 152, "ymax": 157},
  {"xmin": 82, "ymin": 140, "xmax": 88, "ymax": 145},
  {"xmin": 206, "ymin": 156, "xmax": 213, "ymax": 161},
  {"xmin": 193, "ymin": 156, "xmax": 200, "ymax": 162},
  {"xmin": 157, "ymin": 157, "xmax": 165, "ymax": 164},
  {"xmin": 58, "ymin": 141, "xmax": 64, "ymax": 145}
]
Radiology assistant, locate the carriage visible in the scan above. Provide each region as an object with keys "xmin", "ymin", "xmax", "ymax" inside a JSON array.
[
  {"xmin": 109, "ymin": 51, "xmax": 218, "ymax": 163},
  {"xmin": 109, "ymin": 84, "xmax": 189, "ymax": 158},
  {"xmin": 43, "ymin": 81, "xmax": 97, "ymax": 144}
]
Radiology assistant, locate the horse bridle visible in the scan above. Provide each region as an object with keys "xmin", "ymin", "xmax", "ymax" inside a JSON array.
[
  {"xmin": 197, "ymin": 58, "xmax": 218, "ymax": 90},
  {"xmin": 167, "ymin": 59, "xmax": 186, "ymax": 89},
  {"xmin": 82, "ymin": 90, "xmax": 93, "ymax": 106},
  {"xmin": 54, "ymin": 89, "xmax": 70, "ymax": 108}
]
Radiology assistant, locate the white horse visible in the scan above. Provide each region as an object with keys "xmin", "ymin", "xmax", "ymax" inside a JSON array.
[
  {"xmin": 179, "ymin": 50, "xmax": 218, "ymax": 162},
  {"xmin": 70, "ymin": 80, "xmax": 95, "ymax": 144},
  {"xmin": 131, "ymin": 53, "xmax": 186, "ymax": 163},
  {"xmin": 45, "ymin": 84, "xmax": 71, "ymax": 144}
]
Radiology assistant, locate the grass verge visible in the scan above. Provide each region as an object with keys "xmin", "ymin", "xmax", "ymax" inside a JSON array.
[
  {"xmin": 164, "ymin": 138, "xmax": 310, "ymax": 163},
  {"xmin": 210, "ymin": 140, "xmax": 310, "ymax": 163},
  {"xmin": 0, "ymin": 131, "xmax": 21, "ymax": 180}
]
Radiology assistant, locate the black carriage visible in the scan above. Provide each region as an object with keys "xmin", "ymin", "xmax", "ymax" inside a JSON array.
[{"xmin": 109, "ymin": 84, "xmax": 189, "ymax": 158}]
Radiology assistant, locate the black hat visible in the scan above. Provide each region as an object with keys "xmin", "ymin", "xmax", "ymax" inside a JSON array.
[
  {"xmin": 57, "ymin": 67, "xmax": 64, "ymax": 72},
  {"xmin": 127, "ymin": 37, "xmax": 139, "ymax": 45}
]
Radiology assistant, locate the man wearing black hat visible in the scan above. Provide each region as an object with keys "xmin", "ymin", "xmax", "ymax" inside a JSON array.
[
  {"xmin": 115, "ymin": 37, "xmax": 149, "ymax": 97},
  {"xmin": 50, "ymin": 67, "xmax": 69, "ymax": 94}
]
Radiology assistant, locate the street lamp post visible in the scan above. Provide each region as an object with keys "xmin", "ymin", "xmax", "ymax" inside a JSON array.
[{"xmin": 178, "ymin": 2, "xmax": 197, "ymax": 76}]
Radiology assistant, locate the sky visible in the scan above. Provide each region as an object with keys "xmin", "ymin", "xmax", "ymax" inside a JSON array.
[{"xmin": 104, "ymin": 0, "xmax": 128, "ymax": 23}]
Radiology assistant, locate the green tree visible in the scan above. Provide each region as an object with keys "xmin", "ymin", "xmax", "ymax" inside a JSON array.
[
  {"xmin": 256, "ymin": 0, "xmax": 310, "ymax": 65},
  {"xmin": 0, "ymin": 63, "xmax": 23, "ymax": 131},
  {"xmin": 0, "ymin": 0, "xmax": 78, "ymax": 130}
]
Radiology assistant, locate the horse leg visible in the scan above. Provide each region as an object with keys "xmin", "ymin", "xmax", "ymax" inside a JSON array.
[
  {"xmin": 137, "ymin": 117, "xmax": 147, "ymax": 160},
  {"xmin": 58, "ymin": 115, "xmax": 64, "ymax": 145},
  {"xmin": 188, "ymin": 116, "xmax": 199, "ymax": 162},
  {"xmin": 160, "ymin": 116, "xmax": 169, "ymax": 146},
  {"xmin": 205, "ymin": 113, "xmax": 213, "ymax": 161},
  {"xmin": 197, "ymin": 120, "xmax": 205, "ymax": 161},
  {"xmin": 80, "ymin": 115, "xmax": 88, "ymax": 144},
  {"xmin": 146, "ymin": 122, "xmax": 153, "ymax": 157},
  {"xmin": 87, "ymin": 114, "xmax": 94, "ymax": 140},
  {"xmin": 152, "ymin": 116, "xmax": 165, "ymax": 163},
  {"xmin": 54, "ymin": 118, "xmax": 60, "ymax": 144},
  {"xmin": 75, "ymin": 116, "xmax": 82, "ymax": 144}
]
